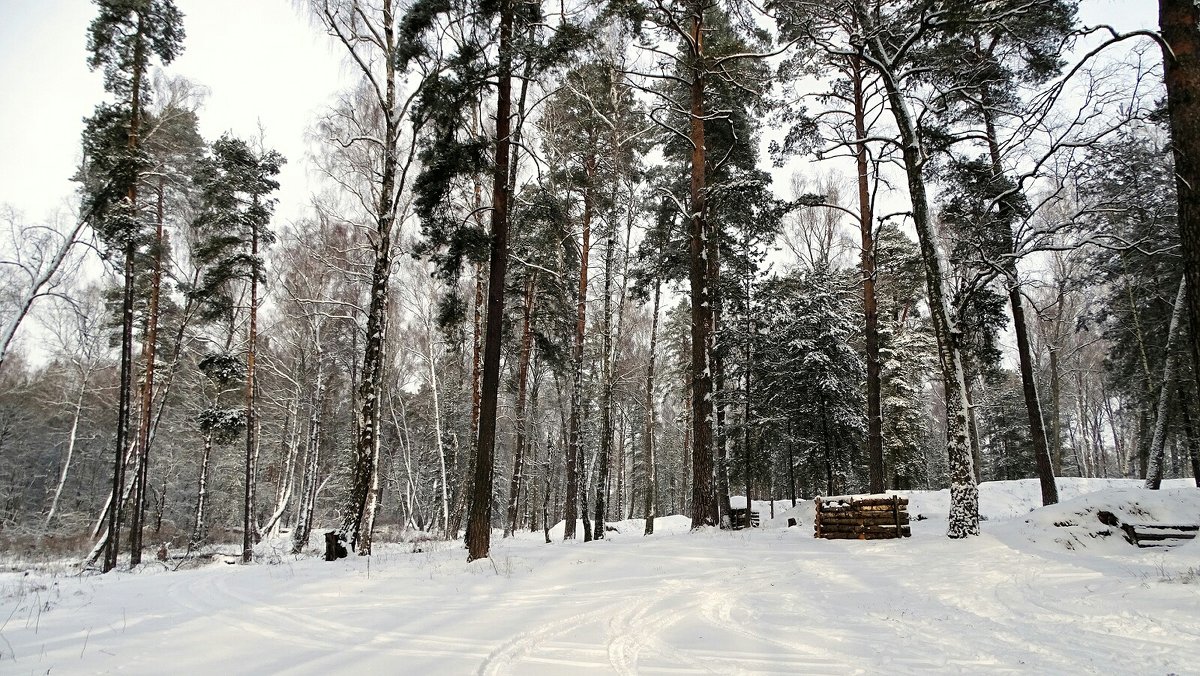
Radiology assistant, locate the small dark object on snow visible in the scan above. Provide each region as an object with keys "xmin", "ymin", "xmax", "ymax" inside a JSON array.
[
  {"xmin": 325, "ymin": 531, "xmax": 348, "ymax": 561},
  {"xmin": 787, "ymin": 518, "xmax": 797, "ymax": 528},
  {"xmin": 156, "ymin": 543, "xmax": 168, "ymax": 561}
]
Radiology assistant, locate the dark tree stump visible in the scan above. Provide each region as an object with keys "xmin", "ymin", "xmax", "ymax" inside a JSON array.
[{"xmin": 325, "ymin": 531, "xmax": 347, "ymax": 561}]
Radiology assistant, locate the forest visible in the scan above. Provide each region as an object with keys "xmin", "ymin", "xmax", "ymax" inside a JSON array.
[{"xmin": 1, "ymin": 0, "xmax": 1198, "ymax": 572}]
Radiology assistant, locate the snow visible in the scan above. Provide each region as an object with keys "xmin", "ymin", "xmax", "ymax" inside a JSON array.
[{"xmin": 2, "ymin": 479, "xmax": 1198, "ymax": 674}]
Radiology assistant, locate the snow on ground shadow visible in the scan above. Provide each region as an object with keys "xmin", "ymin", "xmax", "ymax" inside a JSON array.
[{"xmin": 0, "ymin": 478, "xmax": 1197, "ymax": 675}]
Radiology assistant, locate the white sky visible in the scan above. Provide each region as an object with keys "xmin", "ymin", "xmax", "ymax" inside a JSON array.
[
  {"xmin": 0, "ymin": 0, "xmax": 1162, "ymax": 229},
  {"xmin": 0, "ymin": 0, "xmax": 344, "ymax": 224}
]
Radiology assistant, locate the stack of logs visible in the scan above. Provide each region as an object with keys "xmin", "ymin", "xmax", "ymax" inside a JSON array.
[{"xmin": 814, "ymin": 495, "xmax": 911, "ymax": 540}]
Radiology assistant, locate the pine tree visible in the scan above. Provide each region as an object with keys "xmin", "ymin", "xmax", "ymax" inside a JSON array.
[
  {"xmin": 399, "ymin": 0, "xmax": 585, "ymax": 561},
  {"xmin": 191, "ymin": 134, "xmax": 284, "ymax": 563},
  {"xmin": 79, "ymin": 0, "xmax": 185, "ymax": 573}
]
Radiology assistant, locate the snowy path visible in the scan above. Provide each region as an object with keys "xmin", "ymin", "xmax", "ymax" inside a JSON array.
[{"xmin": 2, "ymin": 486, "xmax": 1199, "ymax": 675}]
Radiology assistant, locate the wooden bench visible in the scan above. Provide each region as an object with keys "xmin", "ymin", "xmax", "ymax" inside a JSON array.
[
  {"xmin": 1097, "ymin": 511, "xmax": 1198, "ymax": 549},
  {"xmin": 815, "ymin": 495, "xmax": 911, "ymax": 540}
]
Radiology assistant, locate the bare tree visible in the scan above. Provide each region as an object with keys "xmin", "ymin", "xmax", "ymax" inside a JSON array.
[{"xmin": 0, "ymin": 206, "xmax": 89, "ymax": 373}]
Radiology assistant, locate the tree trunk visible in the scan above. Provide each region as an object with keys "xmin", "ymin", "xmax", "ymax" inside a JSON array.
[
  {"xmin": 103, "ymin": 11, "xmax": 147, "ymax": 574},
  {"xmin": 593, "ymin": 228, "xmax": 616, "ymax": 540},
  {"xmin": 242, "ymin": 206, "xmax": 260, "ymax": 564},
  {"xmin": 292, "ymin": 352, "xmax": 323, "ymax": 554},
  {"xmin": 427, "ymin": 320, "xmax": 451, "ymax": 539},
  {"xmin": 342, "ymin": 0, "xmax": 399, "ymax": 557},
  {"xmin": 979, "ymin": 90, "xmax": 1058, "ymax": 504},
  {"xmin": 1160, "ymin": 0, "xmax": 1200, "ymax": 414},
  {"xmin": 542, "ymin": 435, "xmax": 553, "ymax": 543},
  {"xmin": 687, "ymin": 9, "xmax": 717, "ymax": 529},
  {"xmin": 964, "ymin": 375, "xmax": 984, "ymax": 483},
  {"xmin": 450, "ymin": 264, "xmax": 486, "ymax": 539},
  {"xmin": 851, "ymin": 55, "xmax": 885, "ymax": 495},
  {"xmin": 643, "ymin": 281, "xmax": 661, "ymax": 536},
  {"xmin": 191, "ymin": 429, "xmax": 213, "ymax": 548},
  {"xmin": 129, "ymin": 176, "xmax": 165, "ymax": 566},
  {"xmin": 1179, "ymin": 383, "xmax": 1200, "ymax": 486},
  {"xmin": 465, "ymin": 0, "xmax": 514, "ymax": 562},
  {"xmin": 565, "ymin": 154, "xmax": 594, "ymax": 541},
  {"xmin": 855, "ymin": 5, "xmax": 979, "ymax": 536},
  {"xmin": 787, "ymin": 418, "xmax": 797, "ymax": 506},
  {"xmin": 506, "ymin": 274, "xmax": 537, "ymax": 537},
  {"xmin": 261, "ymin": 399, "xmax": 300, "ymax": 538},
  {"xmin": 1010, "ymin": 269, "xmax": 1060, "ymax": 501},
  {"xmin": 743, "ymin": 266, "xmax": 754, "ymax": 528},
  {"xmin": 1146, "ymin": 277, "xmax": 1188, "ymax": 488},
  {"xmin": 47, "ymin": 375, "xmax": 87, "ymax": 530}
]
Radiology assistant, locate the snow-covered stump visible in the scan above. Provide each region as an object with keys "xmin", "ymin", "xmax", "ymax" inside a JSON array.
[{"xmin": 814, "ymin": 495, "xmax": 911, "ymax": 540}]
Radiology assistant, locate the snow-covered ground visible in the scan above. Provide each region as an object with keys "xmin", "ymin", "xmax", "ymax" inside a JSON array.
[{"xmin": 2, "ymin": 478, "xmax": 1198, "ymax": 674}]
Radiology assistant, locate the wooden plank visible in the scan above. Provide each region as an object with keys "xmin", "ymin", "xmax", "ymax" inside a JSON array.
[
  {"xmin": 819, "ymin": 530, "xmax": 909, "ymax": 540},
  {"xmin": 819, "ymin": 503, "xmax": 908, "ymax": 514},
  {"xmin": 819, "ymin": 514, "xmax": 910, "ymax": 526},
  {"xmin": 819, "ymin": 496, "xmax": 909, "ymax": 508},
  {"xmin": 1132, "ymin": 530, "xmax": 1197, "ymax": 542},
  {"xmin": 816, "ymin": 524, "xmax": 911, "ymax": 536}
]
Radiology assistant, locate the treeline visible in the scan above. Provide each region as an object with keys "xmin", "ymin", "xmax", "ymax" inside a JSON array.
[{"xmin": 0, "ymin": 0, "xmax": 1197, "ymax": 567}]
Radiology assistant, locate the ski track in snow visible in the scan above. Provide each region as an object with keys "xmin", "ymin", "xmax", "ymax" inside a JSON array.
[{"xmin": 2, "ymin": 481, "xmax": 1200, "ymax": 674}]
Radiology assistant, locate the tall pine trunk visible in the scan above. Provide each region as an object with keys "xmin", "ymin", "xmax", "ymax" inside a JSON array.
[
  {"xmin": 851, "ymin": 55, "xmax": 885, "ymax": 495},
  {"xmin": 1160, "ymin": 0, "xmax": 1200, "ymax": 413},
  {"xmin": 242, "ymin": 200, "xmax": 260, "ymax": 564},
  {"xmin": 130, "ymin": 177, "xmax": 165, "ymax": 565},
  {"xmin": 103, "ymin": 12, "xmax": 146, "ymax": 573},
  {"xmin": 687, "ymin": 8, "xmax": 717, "ymax": 529},
  {"xmin": 977, "ymin": 89, "xmax": 1058, "ymax": 504},
  {"xmin": 465, "ymin": 0, "xmax": 514, "ymax": 562}
]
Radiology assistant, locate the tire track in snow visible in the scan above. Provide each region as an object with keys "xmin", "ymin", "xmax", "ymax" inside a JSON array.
[
  {"xmin": 477, "ymin": 602, "xmax": 627, "ymax": 675},
  {"xmin": 604, "ymin": 580, "xmax": 707, "ymax": 675}
]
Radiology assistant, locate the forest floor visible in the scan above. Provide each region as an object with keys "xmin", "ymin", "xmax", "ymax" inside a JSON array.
[{"xmin": 1, "ymin": 478, "xmax": 1198, "ymax": 675}]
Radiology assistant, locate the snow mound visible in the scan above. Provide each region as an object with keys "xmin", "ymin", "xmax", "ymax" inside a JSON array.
[
  {"xmin": 763, "ymin": 501, "xmax": 814, "ymax": 529},
  {"xmin": 992, "ymin": 486, "xmax": 1200, "ymax": 555}
]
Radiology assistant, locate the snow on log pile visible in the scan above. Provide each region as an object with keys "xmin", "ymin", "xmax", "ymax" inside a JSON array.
[{"xmin": 814, "ymin": 494, "xmax": 911, "ymax": 540}]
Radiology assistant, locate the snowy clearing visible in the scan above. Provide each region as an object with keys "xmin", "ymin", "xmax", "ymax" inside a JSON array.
[{"xmin": 2, "ymin": 479, "xmax": 1198, "ymax": 675}]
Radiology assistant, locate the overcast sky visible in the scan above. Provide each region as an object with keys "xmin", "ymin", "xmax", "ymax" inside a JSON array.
[
  {"xmin": 0, "ymin": 0, "xmax": 345, "ymax": 224},
  {"xmin": 0, "ymin": 0, "xmax": 1160, "ymax": 228}
]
